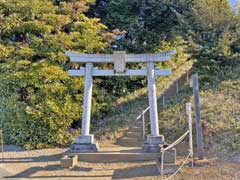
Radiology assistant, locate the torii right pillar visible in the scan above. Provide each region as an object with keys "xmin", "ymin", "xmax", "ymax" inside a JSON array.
[{"xmin": 144, "ymin": 62, "xmax": 164, "ymax": 153}]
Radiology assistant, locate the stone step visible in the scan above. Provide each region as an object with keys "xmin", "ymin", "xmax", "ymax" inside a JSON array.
[
  {"xmin": 125, "ymin": 131, "xmax": 141, "ymax": 138},
  {"xmin": 117, "ymin": 137, "xmax": 140, "ymax": 146},
  {"xmin": 134, "ymin": 121, "xmax": 143, "ymax": 127},
  {"xmin": 68, "ymin": 147, "xmax": 175, "ymax": 163},
  {"xmin": 128, "ymin": 126, "xmax": 142, "ymax": 133}
]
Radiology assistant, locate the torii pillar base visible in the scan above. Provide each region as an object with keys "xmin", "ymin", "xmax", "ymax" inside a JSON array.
[
  {"xmin": 143, "ymin": 135, "xmax": 165, "ymax": 153},
  {"xmin": 70, "ymin": 134, "xmax": 99, "ymax": 153}
]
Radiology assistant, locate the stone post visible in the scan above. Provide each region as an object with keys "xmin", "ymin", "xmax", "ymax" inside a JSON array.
[
  {"xmin": 82, "ymin": 62, "xmax": 93, "ymax": 136},
  {"xmin": 70, "ymin": 63, "xmax": 99, "ymax": 152},
  {"xmin": 147, "ymin": 62, "xmax": 159, "ymax": 136},
  {"xmin": 144, "ymin": 62, "xmax": 164, "ymax": 152}
]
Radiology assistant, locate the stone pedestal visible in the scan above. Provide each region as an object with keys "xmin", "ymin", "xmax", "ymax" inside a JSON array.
[
  {"xmin": 143, "ymin": 134, "xmax": 164, "ymax": 153},
  {"xmin": 70, "ymin": 134, "xmax": 99, "ymax": 153}
]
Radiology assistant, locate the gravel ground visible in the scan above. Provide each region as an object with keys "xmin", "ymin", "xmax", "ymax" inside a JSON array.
[{"xmin": 0, "ymin": 145, "xmax": 240, "ymax": 180}]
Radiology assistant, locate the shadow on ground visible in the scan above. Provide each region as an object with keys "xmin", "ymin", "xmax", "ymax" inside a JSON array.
[
  {"xmin": 1, "ymin": 151, "xmax": 66, "ymax": 163},
  {"xmin": 4, "ymin": 164, "xmax": 95, "ymax": 179},
  {"xmin": 112, "ymin": 164, "xmax": 158, "ymax": 179},
  {"xmin": 4, "ymin": 164, "xmax": 159, "ymax": 179}
]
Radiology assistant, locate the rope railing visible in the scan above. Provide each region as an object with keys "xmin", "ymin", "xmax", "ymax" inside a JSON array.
[
  {"xmin": 159, "ymin": 103, "xmax": 194, "ymax": 180},
  {"xmin": 162, "ymin": 129, "xmax": 189, "ymax": 152},
  {"xmin": 163, "ymin": 152, "xmax": 191, "ymax": 180}
]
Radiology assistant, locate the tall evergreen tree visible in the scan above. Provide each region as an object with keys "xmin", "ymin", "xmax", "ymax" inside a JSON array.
[
  {"xmin": 89, "ymin": 0, "xmax": 194, "ymax": 53},
  {"xmin": 0, "ymin": 0, "xmax": 113, "ymax": 149}
]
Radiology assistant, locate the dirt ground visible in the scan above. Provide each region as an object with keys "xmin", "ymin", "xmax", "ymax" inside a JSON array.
[{"xmin": 0, "ymin": 145, "xmax": 240, "ymax": 180}]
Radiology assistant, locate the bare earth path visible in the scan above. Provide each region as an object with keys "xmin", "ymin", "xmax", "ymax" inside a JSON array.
[{"xmin": 0, "ymin": 145, "xmax": 240, "ymax": 180}]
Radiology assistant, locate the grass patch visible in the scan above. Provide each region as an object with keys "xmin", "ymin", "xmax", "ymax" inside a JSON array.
[{"xmin": 158, "ymin": 61, "xmax": 240, "ymax": 156}]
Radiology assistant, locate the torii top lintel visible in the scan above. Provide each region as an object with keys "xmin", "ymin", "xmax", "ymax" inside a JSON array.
[
  {"xmin": 65, "ymin": 50, "xmax": 176, "ymax": 63},
  {"xmin": 66, "ymin": 50, "xmax": 176, "ymax": 77}
]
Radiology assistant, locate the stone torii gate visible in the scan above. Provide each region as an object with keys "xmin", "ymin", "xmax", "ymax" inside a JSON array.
[{"xmin": 66, "ymin": 50, "xmax": 176, "ymax": 153}]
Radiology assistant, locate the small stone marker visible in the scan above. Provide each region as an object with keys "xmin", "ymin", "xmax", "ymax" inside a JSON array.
[{"xmin": 61, "ymin": 155, "xmax": 78, "ymax": 168}]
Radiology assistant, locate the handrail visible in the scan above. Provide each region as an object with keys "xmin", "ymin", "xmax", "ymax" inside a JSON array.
[{"xmin": 136, "ymin": 106, "xmax": 149, "ymax": 120}]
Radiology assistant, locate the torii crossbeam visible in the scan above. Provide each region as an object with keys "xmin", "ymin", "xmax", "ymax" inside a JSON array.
[{"xmin": 66, "ymin": 50, "xmax": 176, "ymax": 153}]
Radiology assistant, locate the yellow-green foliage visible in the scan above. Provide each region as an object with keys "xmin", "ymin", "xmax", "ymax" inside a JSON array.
[{"xmin": 0, "ymin": 0, "xmax": 112, "ymax": 149}]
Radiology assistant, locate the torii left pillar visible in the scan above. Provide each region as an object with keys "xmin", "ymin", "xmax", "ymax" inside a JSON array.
[{"xmin": 70, "ymin": 63, "xmax": 99, "ymax": 152}]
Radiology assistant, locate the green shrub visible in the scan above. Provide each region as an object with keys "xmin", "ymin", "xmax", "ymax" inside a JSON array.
[{"xmin": 0, "ymin": 0, "xmax": 112, "ymax": 149}]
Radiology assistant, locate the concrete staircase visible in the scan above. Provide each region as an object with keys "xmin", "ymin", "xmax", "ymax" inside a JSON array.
[
  {"xmin": 67, "ymin": 118, "xmax": 175, "ymax": 164},
  {"xmin": 68, "ymin": 119, "xmax": 153, "ymax": 163},
  {"xmin": 116, "ymin": 120, "xmax": 144, "ymax": 147}
]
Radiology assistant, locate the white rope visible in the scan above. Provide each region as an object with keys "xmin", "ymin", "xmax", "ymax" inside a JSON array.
[
  {"xmin": 165, "ymin": 152, "xmax": 191, "ymax": 180},
  {"xmin": 160, "ymin": 129, "xmax": 193, "ymax": 180},
  {"xmin": 163, "ymin": 130, "xmax": 189, "ymax": 152}
]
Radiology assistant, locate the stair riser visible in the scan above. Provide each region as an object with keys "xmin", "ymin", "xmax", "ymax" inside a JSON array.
[
  {"xmin": 118, "ymin": 138, "xmax": 139, "ymax": 145},
  {"xmin": 125, "ymin": 132, "xmax": 142, "ymax": 138},
  {"xmin": 71, "ymin": 153, "xmax": 159, "ymax": 162},
  {"xmin": 117, "ymin": 142, "xmax": 143, "ymax": 147},
  {"xmin": 135, "ymin": 122, "xmax": 143, "ymax": 127},
  {"xmin": 128, "ymin": 127, "xmax": 142, "ymax": 133},
  {"xmin": 68, "ymin": 152, "xmax": 175, "ymax": 163}
]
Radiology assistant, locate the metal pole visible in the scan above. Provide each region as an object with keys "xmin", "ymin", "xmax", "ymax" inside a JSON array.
[
  {"xmin": 81, "ymin": 63, "xmax": 93, "ymax": 136},
  {"xmin": 147, "ymin": 62, "xmax": 159, "ymax": 136},
  {"xmin": 1, "ymin": 130, "xmax": 3, "ymax": 161},
  {"xmin": 142, "ymin": 112, "xmax": 145, "ymax": 140},
  {"xmin": 186, "ymin": 70, "xmax": 189, "ymax": 83},
  {"xmin": 162, "ymin": 94, "xmax": 165, "ymax": 108},
  {"xmin": 193, "ymin": 74, "xmax": 204, "ymax": 160},
  {"xmin": 186, "ymin": 103, "xmax": 194, "ymax": 167},
  {"xmin": 176, "ymin": 80, "xmax": 179, "ymax": 95},
  {"xmin": 0, "ymin": 100, "xmax": 4, "ymax": 162}
]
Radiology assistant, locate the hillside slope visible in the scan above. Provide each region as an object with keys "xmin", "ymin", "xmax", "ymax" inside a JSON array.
[{"xmin": 159, "ymin": 60, "xmax": 240, "ymax": 159}]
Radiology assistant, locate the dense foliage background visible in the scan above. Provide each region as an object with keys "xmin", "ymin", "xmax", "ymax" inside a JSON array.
[
  {"xmin": 0, "ymin": 0, "xmax": 115, "ymax": 149},
  {"xmin": 0, "ymin": 0, "xmax": 239, "ymax": 149}
]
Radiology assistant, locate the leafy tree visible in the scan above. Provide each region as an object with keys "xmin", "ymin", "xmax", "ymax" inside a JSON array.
[
  {"xmin": 193, "ymin": 0, "xmax": 234, "ymax": 45},
  {"xmin": 0, "ymin": 0, "xmax": 113, "ymax": 149},
  {"xmin": 89, "ymin": 0, "xmax": 194, "ymax": 53}
]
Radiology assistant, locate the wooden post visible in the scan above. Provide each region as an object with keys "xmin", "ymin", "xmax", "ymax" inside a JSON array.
[
  {"xmin": 147, "ymin": 62, "xmax": 159, "ymax": 136},
  {"xmin": 193, "ymin": 74, "xmax": 204, "ymax": 160},
  {"xmin": 82, "ymin": 63, "xmax": 93, "ymax": 136}
]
